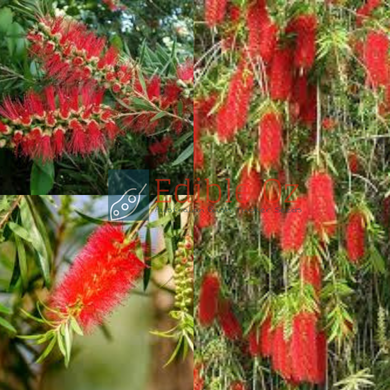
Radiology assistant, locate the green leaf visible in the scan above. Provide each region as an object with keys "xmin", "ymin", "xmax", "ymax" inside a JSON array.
[
  {"xmin": 20, "ymin": 198, "xmax": 51, "ymax": 287},
  {"xmin": 0, "ymin": 303, "xmax": 12, "ymax": 315},
  {"xmin": 30, "ymin": 160, "xmax": 54, "ymax": 195},
  {"xmin": 57, "ymin": 333, "xmax": 66, "ymax": 357},
  {"xmin": 150, "ymin": 111, "xmax": 166, "ymax": 122},
  {"xmin": 8, "ymin": 222, "xmax": 32, "ymax": 243},
  {"xmin": 70, "ymin": 317, "xmax": 83, "ymax": 336},
  {"xmin": 0, "ymin": 7, "xmax": 13, "ymax": 34},
  {"xmin": 0, "ymin": 316, "xmax": 16, "ymax": 334},
  {"xmin": 171, "ymin": 143, "xmax": 193, "ymax": 166},
  {"xmin": 14, "ymin": 234, "xmax": 27, "ymax": 290},
  {"xmin": 36, "ymin": 334, "xmax": 56, "ymax": 363},
  {"xmin": 64, "ymin": 322, "xmax": 73, "ymax": 367}
]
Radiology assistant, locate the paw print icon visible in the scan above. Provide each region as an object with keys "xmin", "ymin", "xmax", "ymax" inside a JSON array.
[{"xmin": 109, "ymin": 183, "xmax": 148, "ymax": 221}]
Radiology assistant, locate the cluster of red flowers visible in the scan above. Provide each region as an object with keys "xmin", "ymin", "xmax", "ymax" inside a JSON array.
[
  {"xmin": 147, "ymin": 136, "xmax": 174, "ymax": 166},
  {"xmin": 26, "ymin": 16, "xmax": 192, "ymax": 139},
  {"xmin": 49, "ymin": 224, "xmax": 145, "ymax": 331},
  {"xmin": 198, "ymin": 272, "xmax": 242, "ymax": 340},
  {"xmin": 249, "ymin": 312, "xmax": 327, "ymax": 385},
  {"xmin": 102, "ymin": 0, "xmax": 127, "ymax": 12},
  {"xmin": 345, "ymin": 211, "xmax": 366, "ymax": 263},
  {"xmin": 0, "ymin": 85, "xmax": 118, "ymax": 160}
]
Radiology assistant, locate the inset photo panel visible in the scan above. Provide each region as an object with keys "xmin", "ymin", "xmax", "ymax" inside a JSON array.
[
  {"xmin": 0, "ymin": 0, "xmax": 193, "ymax": 195},
  {"xmin": 0, "ymin": 194, "xmax": 194, "ymax": 390}
]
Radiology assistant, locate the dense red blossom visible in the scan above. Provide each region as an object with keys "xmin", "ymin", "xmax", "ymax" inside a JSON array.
[
  {"xmin": 218, "ymin": 299, "xmax": 242, "ymax": 340},
  {"xmin": 260, "ymin": 316, "xmax": 273, "ymax": 357},
  {"xmin": 346, "ymin": 212, "xmax": 366, "ymax": 263},
  {"xmin": 194, "ymin": 365, "xmax": 204, "ymax": 390},
  {"xmin": 364, "ymin": 31, "xmax": 389, "ymax": 88},
  {"xmin": 177, "ymin": 60, "xmax": 194, "ymax": 83},
  {"xmin": 270, "ymin": 47, "xmax": 294, "ymax": 101},
  {"xmin": 195, "ymin": 95, "xmax": 217, "ymax": 133},
  {"xmin": 195, "ymin": 198, "xmax": 216, "ymax": 229},
  {"xmin": 357, "ymin": 0, "xmax": 382, "ymax": 26},
  {"xmin": 307, "ymin": 171, "xmax": 337, "ymax": 239},
  {"xmin": 231, "ymin": 381, "xmax": 246, "ymax": 390},
  {"xmin": 217, "ymin": 60, "xmax": 253, "ymax": 141},
  {"xmin": 281, "ymin": 196, "xmax": 310, "ymax": 253},
  {"xmin": 49, "ymin": 224, "xmax": 145, "ymax": 331},
  {"xmin": 348, "ymin": 152, "xmax": 360, "ymax": 173},
  {"xmin": 0, "ymin": 85, "xmax": 117, "ymax": 160},
  {"xmin": 272, "ymin": 324, "xmax": 293, "ymax": 380},
  {"xmin": 291, "ymin": 312, "xmax": 318, "ymax": 383},
  {"xmin": 248, "ymin": 324, "xmax": 261, "ymax": 357},
  {"xmin": 289, "ymin": 14, "xmax": 317, "ymax": 70},
  {"xmin": 205, "ymin": 0, "xmax": 228, "ymax": 28},
  {"xmin": 261, "ymin": 185, "xmax": 282, "ymax": 238},
  {"xmin": 315, "ymin": 331, "xmax": 327, "ymax": 384},
  {"xmin": 237, "ymin": 165, "xmax": 262, "ymax": 209},
  {"xmin": 194, "ymin": 143, "xmax": 204, "ymax": 171},
  {"xmin": 198, "ymin": 273, "xmax": 220, "ymax": 327},
  {"xmin": 300, "ymin": 256, "xmax": 322, "ymax": 295},
  {"xmin": 258, "ymin": 111, "xmax": 283, "ymax": 169},
  {"xmin": 299, "ymin": 84, "xmax": 317, "ymax": 126}
]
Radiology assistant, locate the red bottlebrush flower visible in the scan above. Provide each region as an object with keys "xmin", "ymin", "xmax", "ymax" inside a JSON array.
[
  {"xmin": 299, "ymin": 83, "xmax": 317, "ymax": 127},
  {"xmin": 281, "ymin": 195, "xmax": 310, "ymax": 253},
  {"xmin": 177, "ymin": 60, "xmax": 194, "ymax": 83},
  {"xmin": 237, "ymin": 165, "xmax": 262, "ymax": 209},
  {"xmin": 345, "ymin": 211, "xmax": 366, "ymax": 263},
  {"xmin": 261, "ymin": 185, "xmax": 282, "ymax": 238},
  {"xmin": 364, "ymin": 31, "xmax": 389, "ymax": 88},
  {"xmin": 0, "ymin": 86, "xmax": 116, "ymax": 160},
  {"xmin": 260, "ymin": 316, "xmax": 273, "ymax": 357},
  {"xmin": 322, "ymin": 117, "xmax": 337, "ymax": 131},
  {"xmin": 248, "ymin": 324, "xmax": 261, "ymax": 357},
  {"xmin": 291, "ymin": 312, "xmax": 318, "ymax": 383},
  {"xmin": 357, "ymin": 0, "xmax": 382, "ymax": 26},
  {"xmin": 194, "ymin": 143, "xmax": 204, "ymax": 171},
  {"xmin": 228, "ymin": 5, "xmax": 241, "ymax": 23},
  {"xmin": 258, "ymin": 111, "xmax": 283, "ymax": 170},
  {"xmin": 300, "ymin": 256, "xmax": 322, "ymax": 295},
  {"xmin": 270, "ymin": 46, "xmax": 294, "ymax": 101},
  {"xmin": 195, "ymin": 198, "xmax": 216, "ymax": 229},
  {"xmin": 231, "ymin": 381, "xmax": 246, "ymax": 390},
  {"xmin": 289, "ymin": 15, "xmax": 317, "ymax": 70},
  {"xmin": 205, "ymin": 0, "xmax": 228, "ymax": 28},
  {"xmin": 247, "ymin": 0, "xmax": 267, "ymax": 59},
  {"xmin": 348, "ymin": 152, "xmax": 360, "ymax": 173},
  {"xmin": 49, "ymin": 224, "xmax": 145, "ymax": 331},
  {"xmin": 198, "ymin": 273, "xmax": 220, "ymax": 327},
  {"xmin": 216, "ymin": 59, "xmax": 253, "ymax": 142},
  {"xmin": 194, "ymin": 365, "xmax": 204, "ymax": 390},
  {"xmin": 259, "ymin": 23, "xmax": 278, "ymax": 63},
  {"xmin": 196, "ymin": 95, "xmax": 217, "ymax": 133},
  {"xmin": 307, "ymin": 171, "xmax": 337, "ymax": 239},
  {"xmin": 218, "ymin": 299, "xmax": 242, "ymax": 340},
  {"xmin": 314, "ymin": 331, "xmax": 327, "ymax": 384},
  {"xmin": 272, "ymin": 324, "xmax": 293, "ymax": 380}
]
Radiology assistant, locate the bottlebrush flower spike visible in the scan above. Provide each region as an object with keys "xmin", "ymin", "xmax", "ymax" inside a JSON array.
[
  {"xmin": 356, "ymin": 0, "xmax": 382, "ymax": 26},
  {"xmin": 205, "ymin": 0, "xmax": 228, "ymax": 28},
  {"xmin": 0, "ymin": 85, "xmax": 117, "ymax": 160},
  {"xmin": 258, "ymin": 111, "xmax": 283, "ymax": 170},
  {"xmin": 198, "ymin": 273, "xmax": 220, "ymax": 327},
  {"xmin": 237, "ymin": 165, "xmax": 262, "ymax": 209},
  {"xmin": 281, "ymin": 195, "xmax": 311, "ymax": 253},
  {"xmin": 314, "ymin": 331, "xmax": 327, "ymax": 384},
  {"xmin": 218, "ymin": 299, "xmax": 242, "ymax": 340},
  {"xmin": 300, "ymin": 256, "xmax": 322, "ymax": 295},
  {"xmin": 272, "ymin": 323, "xmax": 293, "ymax": 380},
  {"xmin": 260, "ymin": 316, "xmax": 273, "ymax": 357},
  {"xmin": 231, "ymin": 381, "xmax": 246, "ymax": 390},
  {"xmin": 270, "ymin": 47, "xmax": 294, "ymax": 101},
  {"xmin": 307, "ymin": 171, "xmax": 337, "ymax": 239},
  {"xmin": 194, "ymin": 364, "xmax": 204, "ymax": 390},
  {"xmin": 177, "ymin": 60, "xmax": 194, "ymax": 83},
  {"xmin": 291, "ymin": 311, "xmax": 318, "ymax": 383},
  {"xmin": 345, "ymin": 211, "xmax": 366, "ymax": 263},
  {"xmin": 49, "ymin": 224, "xmax": 145, "ymax": 331},
  {"xmin": 289, "ymin": 14, "xmax": 317, "ymax": 70},
  {"xmin": 364, "ymin": 31, "xmax": 389, "ymax": 88},
  {"xmin": 248, "ymin": 324, "xmax": 262, "ymax": 357},
  {"xmin": 261, "ymin": 184, "xmax": 282, "ymax": 238},
  {"xmin": 195, "ymin": 198, "xmax": 216, "ymax": 229}
]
